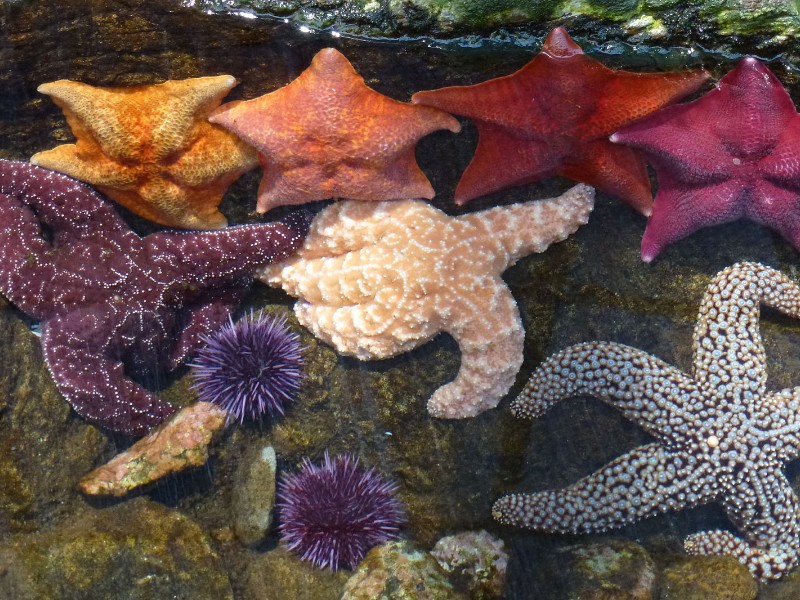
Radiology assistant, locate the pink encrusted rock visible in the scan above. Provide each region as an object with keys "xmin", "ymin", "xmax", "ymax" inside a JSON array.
[
  {"xmin": 79, "ymin": 401, "xmax": 227, "ymax": 497},
  {"xmin": 430, "ymin": 530, "xmax": 508, "ymax": 599}
]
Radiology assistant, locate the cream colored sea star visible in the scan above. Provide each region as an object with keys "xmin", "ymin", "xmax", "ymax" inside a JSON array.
[{"xmin": 259, "ymin": 185, "xmax": 594, "ymax": 419}]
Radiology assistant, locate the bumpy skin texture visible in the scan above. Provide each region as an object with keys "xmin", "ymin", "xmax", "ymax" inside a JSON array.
[
  {"xmin": 210, "ymin": 48, "xmax": 461, "ymax": 214},
  {"xmin": 611, "ymin": 59, "xmax": 800, "ymax": 262},
  {"xmin": 0, "ymin": 161, "xmax": 307, "ymax": 435},
  {"xmin": 496, "ymin": 262, "xmax": 800, "ymax": 581},
  {"xmin": 261, "ymin": 184, "xmax": 594, "ymax": 419},
  {"xmin": 32, "ymin": 75, "xmax": 257, "ymax": 229},
  {"xmin": 412, "ymin": 27, "xmax": 709, "ymax": 214}
]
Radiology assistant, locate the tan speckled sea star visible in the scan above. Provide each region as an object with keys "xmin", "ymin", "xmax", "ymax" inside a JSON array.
[{"xmin": 259, "ymin": 184, "xmax": 594, "ymax": 419}]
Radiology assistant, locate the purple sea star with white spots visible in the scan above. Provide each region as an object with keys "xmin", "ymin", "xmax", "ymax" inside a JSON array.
[
  {"xmin": 0, "ymin": 160, "xmax": 308, "ymax": 435},
  {"xmin": 494, "ymin": 262, "xmax": 800, "ymax": 580}
]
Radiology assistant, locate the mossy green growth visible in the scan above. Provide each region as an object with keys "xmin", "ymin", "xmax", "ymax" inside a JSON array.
[
  {"xmin": 389, "ymin": 0, "xmax": 561, "ymax": 28},
  {"xmin": 659, "ymin": 555, "xmax": 757, "ymax": 600},
  {"xmin": 701, "ymin": 0, "xmax": 800, "ymax": 36},
  {"xmin": 560, "ymin": 0, "xmax": 640, "ymax": 20}
]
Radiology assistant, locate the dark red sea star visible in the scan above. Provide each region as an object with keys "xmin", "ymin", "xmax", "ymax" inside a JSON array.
[
  {"xmin": 0, "ymin": 160, "xmax": 308, "ymax": 435},
  {"xmin": 412, "ymin": 27, "xmax": 709, "ymax": 214}
]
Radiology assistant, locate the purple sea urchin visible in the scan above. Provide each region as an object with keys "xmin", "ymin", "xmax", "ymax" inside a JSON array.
[
  {"xmin": 189, "ymin": 312, "xmax": 304, "ymax": 423},
  {"xmin": 277, "ymin": 452, "xmax": 405, "ymax": 571}
]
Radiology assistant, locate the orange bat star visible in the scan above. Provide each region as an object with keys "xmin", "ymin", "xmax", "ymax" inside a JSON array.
[
  {"xmin": 209, "ymin": 48, "xmax": 461, "ymax": 214},
  {"xmin": 32, "ymin": 75, "xmax": 258, "ymax": 229}
]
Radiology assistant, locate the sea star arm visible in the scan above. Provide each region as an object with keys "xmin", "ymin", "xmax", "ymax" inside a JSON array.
[
  {"xmin": 431, "ymin": 281, "xmax": 524, "ymax": 418},
  {"xmin": 167, "ymin": 283, "xmax": 250, "ymax": 370},
  {"xmin": 493, "ymin": 443, "xmax": 717, "ymax": 532},
  {"xmin": 560, "ymin": 141, "xmax": 653, "ymax": 216},
  {"xmin": 513, "ymin": 341, "xmax": 698, "ymax": 446},
  {"xmin": 0, "ymin": 161, "xmax": 128, "ymax": 241},
  {"xmin": 762, "ymin": 388, "xmax": 800, "ymax": 458},
  {"xmin": 686, "ymin": 470, "xmax": 800, "ymax": 580},
  {"xmin": 269, "ymin": 201, "xmax": 402, "ymax": 261},
  {"xmin": 638, "ymin": 174, "xmax": 745, "ymax": 262},
  {"xmin": 0, "ymin": 181, "xmax": 58, "ymax": 317},
  {"xmin": 147, "ymin": 212, "xmax": 310, "ymax": 284},
  {"xmin": 0, "ymin": 162, "xmax": 134, "ymax": 318},
  {"xmin": 692, "ymin": 262, "xmax": 800, "ymax": 398},
  {"xmin": 610, "ymin": 103, "xmax": 735, "ymax": 184},
  {"xmin": 41, "ymin": 310, "xmax": 176, "ymax": 436},
  {"xmin": 452, "ymin": 122, "xmax": 562, "ymax": 203},
  {"xmin": 460, "ymin": 183, "xmax": 594, "ymax": 264}
]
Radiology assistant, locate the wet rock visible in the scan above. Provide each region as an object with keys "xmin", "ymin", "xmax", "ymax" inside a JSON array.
[
  {"xmin": 0, "ymin": 310, "xmax": 107, "ymax": 531},
  {"xmin": 232, "ymin": 444, "xmax": 277, "ymax": 547},
  {"xmin": 187, "ymin": 0, "xmax": 800, "ymax": 44},
  {"xmin": 537, "ymin": 539, "xmax": 657, "ymax": 600},
  {"xmin": 342, "ymin": 540, "xmax": 467, "ymax": 600},
  {"xmin": 759, "ymin": 566, "xmax": 800, "ymax": 599},
  {"xmin": 657, "ymin": 555, "xmax": 757, "ymax": 600},
  {"xmin": 430, "ymin": 530, "xmax": 508, "ymax": 599},
  {"xmin": 79, "ymin": 401, "xmax": 228, "ymax": 497},
  {"xmin": 240, "ymin": 545, "xmax": 349, "ymax": 600},
  {"xmin": 0, "ymin": 498, "xmax": 233, "ymax": 600}
]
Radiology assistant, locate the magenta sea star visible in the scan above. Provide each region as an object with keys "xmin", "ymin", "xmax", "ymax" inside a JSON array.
[
  {"xmin": 0, "ymin": 160, "xmax": 308, "ymax": 435},
  {"xmin": 611, "ymin": 58, "xmax": 800, "ymax": 262}
]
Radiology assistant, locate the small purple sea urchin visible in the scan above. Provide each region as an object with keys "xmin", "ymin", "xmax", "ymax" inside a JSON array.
[
  {"xmin": 189, "ymin": 312, "xmax": 304, "ymax": 423},
  {"xmin": 278, "ymin": 452, "xmax": 405, "ymax": 571}
]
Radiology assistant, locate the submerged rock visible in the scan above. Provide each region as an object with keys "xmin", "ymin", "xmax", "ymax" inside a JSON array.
[
  {"xmin": 187, "ymin": 0, "xmax": 800, "ymax": 45},
  {"xmin": 342, "ymin": 540, "xmax": 467, "ymax": 600},
  {"xmin": 534, "ymin": 539, "xmax": 657, "ymax": 600},
  {"xmin": 658, "ymin": 555, "xmax": 757, "ymax": 600},
  {"xmin": 0, "ymin": 311, "xmax": 106, "ymax": 531},
  {"xmin": 430, "ymin": 530, "xmax": 508, "ymax": 599},
  {"xmin": 79, "ymin": 401, "xmax": 228, "ymax": 497},
  {"xmin": 240, "ymin": 545, "xmax": 349, "ymax": 600},
  {"xmin": 232, "ymin": 444, "xmax": 277, "ymax": 547},
  {"xmin": 0, "ymin": 498, "xmax": 233, "ymax": 600}
]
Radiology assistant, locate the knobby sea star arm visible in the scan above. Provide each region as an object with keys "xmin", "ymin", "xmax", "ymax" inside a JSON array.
[
  {"xmin": 686, "ymin": 470, "xmax": 800, "ymax": 580},
  {"xmin": 493, "ymin": 443, "xmax": 717, "ymax": 532},
  {"xmin": 430, "ymin": 282, "xmax": 524, "ymax": 418},
  {"xmin": 757, "ymin": 388, "xmax": 800, "ymax": 459},
  {"xmin": 460, "ymin": 183, "xmax": 594, "ymax": 264},
  {"xmin": 692, "ymin": 262, "xmax": 800, "ymax": 398},
  {"xmin": 513, "ymin": 341, "xmax": 698, "ymax": 446},
  {"xmin": 41, "ymin": 310, "xmax": 176, "ymax": 435}
]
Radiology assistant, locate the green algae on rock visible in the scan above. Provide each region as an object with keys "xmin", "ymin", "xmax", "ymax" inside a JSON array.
[
  {"xmin": 0, "ymin": 498, "xmax": 234, "ymax": 600},
  {"xmin": 537, "ymin": 539, "xmax": 657, "ymax": 600},
  {"xmin": 658, "ymin": 555, "xmax": 758, "ymax": 600},
  {"xmin": 430, "ymin": 530, "xmax": 508, "ymax": 599},
  {"xmin": 240, "ymin": 545, "xmax": 350, "ymax": 600},
  {"xmin": 186, "ymin": 0, "xmax": 800, "ymax": 41}
]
